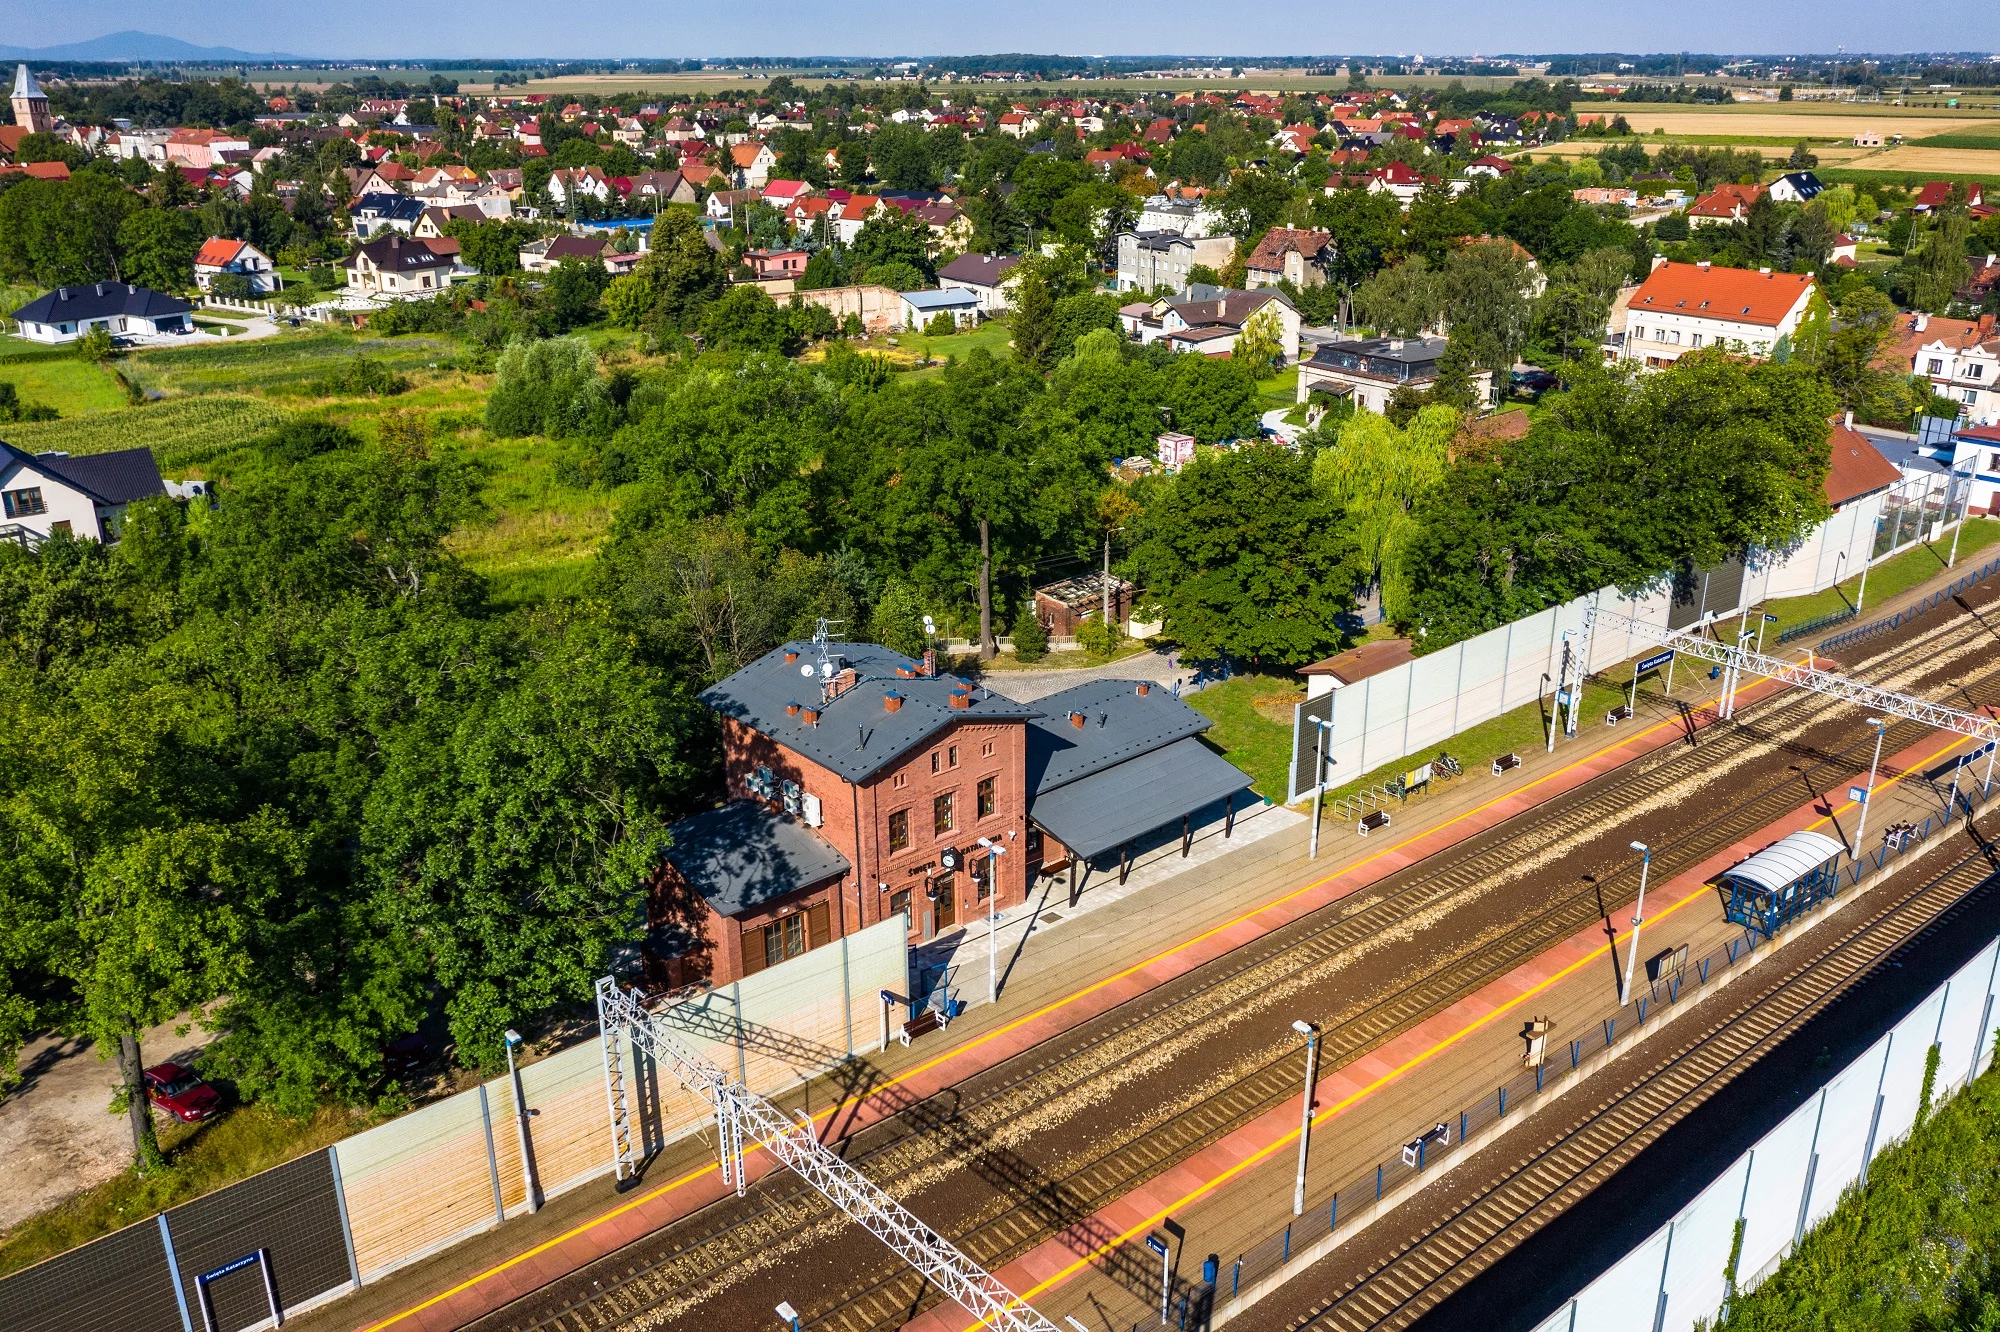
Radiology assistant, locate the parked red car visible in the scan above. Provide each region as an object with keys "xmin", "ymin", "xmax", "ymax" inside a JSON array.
[{"xmin": 143, "ymin": 1063, "xmax": 221, "ymax": 1122}]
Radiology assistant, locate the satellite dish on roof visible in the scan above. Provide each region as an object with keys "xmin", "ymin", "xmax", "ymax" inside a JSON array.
[
  {"xmin": 922, "ymin": 615, "xmax": 936, "ymax": 632},
  {"xmin": 821, "ymin": 662, "xmax": 835, "ymax": 678},
  {"xmin": 800, "ymin": 664, "xmax": 815, "ymax": 677}
]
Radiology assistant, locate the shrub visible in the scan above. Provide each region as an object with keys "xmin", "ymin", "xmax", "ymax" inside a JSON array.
[
  {"xmin": 74, "ymin": 327, "xmax": 114, "ymax": 362},
  {"xmin": 1076, "ymin": 616, "xmax": 1120, "ymax": 658},
  {"xmin": 1009, "ymin": 606, "xmax": 1048, "ymax": 662},
  {"xmin": 924, "ymin": 311, "xmax": 956, "ymax": 337},
  {"xmin": 306, "ymin": 355, "xmax": 411, "ymax": 398}
]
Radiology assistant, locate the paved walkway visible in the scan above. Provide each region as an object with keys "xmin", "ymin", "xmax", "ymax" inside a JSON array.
[{"xmin": 975, "ymin": 645, "xmax": 1191, "ymax": 703}]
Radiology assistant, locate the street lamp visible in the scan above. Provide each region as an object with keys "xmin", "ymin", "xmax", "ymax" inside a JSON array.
[
  {"xmin": 1618, "ymin": 843, "xmax": 1652, "ymax": 1006},
  {"xmin": 976, "ymin": 836, "xmax": 1007, "ymax": 1005},
  {"xmin": 1855, "ymin": 718, "xmax": 1888, "ymax": 847},
  {"xmin": 1291, "ymin": 1019, "xmax": 1320, "ymax": 1216},
  {"xmin": 1309, "ymin": 718, "xmax": 1335, "ymax": 860},
  {"xmin": 503, "ymin": 1029, "xmax": 539, "ymax": 1214}
]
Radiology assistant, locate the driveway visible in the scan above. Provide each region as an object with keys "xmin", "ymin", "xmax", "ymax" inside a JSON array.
[
  {"xmin": 973, "ymin": 644, "xmax": 1191, "ymax": 703},
  {"xmin": 0, "ymin": 1019, "xmax": 212, "ymax": 1231}
]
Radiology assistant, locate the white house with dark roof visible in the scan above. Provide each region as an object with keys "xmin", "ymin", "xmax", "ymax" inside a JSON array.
[
  {"xmin": 0, "ymin": 443, "xmax": 166, "ymax": 545},
  {"xmin": 936, "ymin": 253, "xmax": 1021, "ymax": 313},
  {"xmin": 10, "ymin": 283, "xmax": 194, "ymax": 344}
]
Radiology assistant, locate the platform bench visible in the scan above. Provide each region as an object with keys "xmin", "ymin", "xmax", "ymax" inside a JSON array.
[
  {"xmin": 1358, "ymin": 810, "xmax": 1392, "ymax": 836},
  {"xmin": 1492, "ymin": 753, "xmax": 1522, "ymax": 775},
  {"xmin": 898, "ymin": 1010, "xmax": 947, "ymax": 1047},
  {"xmin": 1605, "ymin": 704, "xmax": 1633, "ymax": 726}
]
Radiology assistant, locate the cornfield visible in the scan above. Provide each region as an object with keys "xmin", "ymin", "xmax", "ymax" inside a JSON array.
[{"xmin": 0, "ymin": 396, "xmax": 289, "ymax": 471}]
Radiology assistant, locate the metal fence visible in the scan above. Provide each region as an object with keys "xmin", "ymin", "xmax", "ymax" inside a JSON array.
[
  {"xmin": 1815, "ymin": 550, "xmax": 2000, "ymax": 657},
  {"xmin": 0, "ymin": 917, "xmax": 909, "ymax": 1332},
  {"xmin": 1117, "ymin": 784, "xmax": 1993, "ymax": 1330},
  {"xmin": 1536, "ymin": 894, "xmax": 2000, "ymax": 1331}
]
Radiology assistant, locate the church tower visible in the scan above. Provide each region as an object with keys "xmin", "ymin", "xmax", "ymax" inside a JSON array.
[{"xmin": 11, "ymin": 65, "xmax": 52, "ymax": 136}]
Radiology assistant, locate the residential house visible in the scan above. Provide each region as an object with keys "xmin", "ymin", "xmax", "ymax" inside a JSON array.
[
  {"xmin": 1115, "ymin": 230, "xmax": 1236, "ymax": 294},
  {"xmin": 1465, "ymin": 154, "xmax": 1514, "ymax": 180},
  {"xmin": 10, "ymin": 282, "xmax": 194, "ymax": 344},
  {"xmin": 351, "ymin": 192, "xmax": 426, "ymax": 238},
  {"xmin": 1142, "ymin": 119, "xmax": 1176, "ymax": 145},
  {"xmin": 1, "ymin": 442, "xmax": 166, "ymax": 545},
  {"xmin": 1365, "ymin": 161, "xmax": 1432, "ymax": 208},
  {"xmin": 1686, "ymin": 183, "xmax": 1764, "ymax": 226},
  {"xmin": 1912, "ymin": 181, "xmax": 1981, "ymax": 213},
  {"xmin": 1572, "ymin": 186, "xmax": 1638, "ymax": 207},
  {"xmin": 912, "ymin": 202, "xmax": 973, "ymax": 252},
  {"xmin": 164, "ymin": 128, "xmax": 250, "ymax": 170},
  {"xmin": 1138, "ymin": 194, "xmax": 1221, "ymax": 238},
  {"xmin": 1877, "ymin": 311, "xmax": 2000, "ymax": 426},
  {"xmin": 729, "ymin": 141, "xmax": 777, "ymax": 189},
  {"xmin": 646, "ymin": 639, "xmax": 1251, "ymax": 984},
  {"xmin": 1832, "ymin": 233, "xmax": 1859, "ymax": 265},
  {"xmin": 761, "ymin": 179, "xmax": 815, "ymax": 209},
  {"xmin": 1295, "ymin": 334, "xmax": 1495, "ymax": 414},
  {"xmin": 937, "ymin": 253, "xmax": 1020, "ymax": 313},
  {"xmin": 706, "ymin": 188, "xmax": 763, "ymax": 223},
  {"xmin": 899, "ymin": 287, "xmax": 982, "ymax": 331},
  {"xmin": 413, "ymin": 204, "xmax": 487, "ymax": 238},
  {"xmin": 1296, "ymin": 638, "xmax": 1417, "ymax": 700},
  {"xmin": 1620, "ymin": 260, "xmax": 1818, "ymax": 367},
  {"xmin": 1766, "ymin": 171, "xmax": 1825, "ymax": 204},
  {"xmin": 192, "ymin": 238, "xmax": 281, "ymax": 294},
  {"xmin": 745, "ymin": 248, "xmax": 809, "ymax": 280},
  {"xmin": 343, "ymin": 235, "xmax": 455, "ymax": 297},
  {"xmin": 1121, "ymin": 286, "xmax": 1302, "ymax": 363},
  {"xmin": 1244, "ymin": 227, "xmax": 1333, "ymax": 290},
  {"xmin": 832, "ymin": 195, "xmax": 884, "ymax": 244},
  {"xmin": 997, "ymin": 112, "xmax": 1039, "ymax": 138},
  {"xmin": 628, "ymin": 169, "xmax": 698, "ymax": 208},
  {"xmin": 546, "ymin": 166, "xmax": 613, "ymax": 208},
  {"xmin": 518, "ymin": 234, "xmax": 612, "ymax": 273}
]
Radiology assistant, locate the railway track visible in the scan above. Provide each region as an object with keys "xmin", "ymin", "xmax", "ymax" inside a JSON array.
[
  {"xmin": 1283, "ymin": 815, "xmax": 2000, "ymax": 1332},
  {"xmin": 475, "ymin": 596, "xmax": 2000, "ymax": 1332}
]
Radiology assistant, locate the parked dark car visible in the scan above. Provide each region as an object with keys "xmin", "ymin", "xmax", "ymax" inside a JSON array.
[
  {"xmin": 143, "ymin": 1063, "xmax": 221, "ymax": 1122},
  {"xmin": 1511, "ymin": 369, "xmax": 1560, "ymax": 398}
]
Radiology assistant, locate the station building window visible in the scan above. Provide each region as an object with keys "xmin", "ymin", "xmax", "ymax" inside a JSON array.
[
  {"xmin": 888, "ymin": 808, "xmax": 909, "ymax": 852},
  {"xmin": 933, "ymin": 791, "xmax": 954, "ymax": 835},
  {"xmin": 977, "ymin": 776, "xmax": 996, "ymax": 819}
]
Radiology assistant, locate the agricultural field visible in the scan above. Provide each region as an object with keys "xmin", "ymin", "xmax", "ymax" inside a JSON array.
[
  {"xmin": 0, "ymin": 397, "xmax": 289, "ymax": 472},
  {"xmin": 1844, "ymin": 145, "xmax": 2000, "ymax": 178},
  {"xmin": 1606, "ymin": 105, "xmax": 1999, "ymax": 139},
  {"xmin": 124, "ymin": 330, "xmax": 464, "ymax": 398}
]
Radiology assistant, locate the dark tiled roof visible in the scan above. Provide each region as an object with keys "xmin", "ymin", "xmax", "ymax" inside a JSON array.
[
  {"xmin": 700, "ymin": 641, "xmax": 1041, "ymax": 783},
  {"xmin": 938, "ymin": 253, "xmax": 1019, "ymax": 286},
  {"xmin": 347, "ymin": 235, "xmax": 449, "ymax": 273},
  {"xmin": 11, "ymin": 283, "xmax": 192, "ymax": 326},
  {"xmin": 1023, "ymin": 678, "xmax": 1216, "ymax": 796},
  {"xmin": 353, "ymin": 192, "xmax": 425, "ymax": 222},
  {"xmin": 3, "ymin": 444, "xmax": 165, "ymax": 506},
  {"xmin": 663, "ymin": 801, "xmax": 850, "ymax": 917}
]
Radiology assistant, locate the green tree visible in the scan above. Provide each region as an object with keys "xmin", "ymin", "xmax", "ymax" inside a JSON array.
[
  {"xmin": 1134, "ymin": 442, "xmax": 1360, "ymax": 664},
  {"xmin": 850, "ymin": 209, "xmax": 936, "ymax": 283},
  {"xmin": 699, "ymin": 284, "xmax": 794, "ymax": 355},
  {"xmin": 1355, "ymin": 256, "xmax": 1446, "ymax": 336},
  {"xmin": 1161, "ymin": 355, "xmax": 1259, "ymax": 445},
  {"xmin": 871, "ymin": 578, "xmax": 930, "ymax": 657},
  {"xmin": 115, "ymin": 207, "xmax": 202, "ymax": 292},
  {"xmin": 1009, "ymin": 603, "xmax": 1048, "ymax": 661},
  {"xmin": 1009, "ymin": 269, "xmax": 1056, "ymax": 370},
  {"xmin": 485, "ymin": 336, "xmax": 609, "ymax": 437},
  {"xmin": 1312, "ymin": 406, "xmax": 1454, "ymax": 620},
  {"xmin": 1901, "ymin": 212, "xmax": 1972, "ymax": 313},
  {"xmin": 1441, "ymin": 239, "xmax": 1538, "ymax": 380},
  {"xmin": 0, "ymin": 174, "xmax": 143, "ymax": 286},
  {"xmin": 622, "ymin": 207, "xmax": 729, "ymax": 332},
  {"xmin": 1234, "ymin": 303, "xmax": 1285, "ymax": 376}
]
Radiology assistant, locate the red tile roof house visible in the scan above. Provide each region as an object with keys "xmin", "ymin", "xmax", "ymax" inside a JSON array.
[
  {"xmin": 1912, "ymin": 180, "xmax": 1982, "ymax": 212},
  {"xmin": 646, "ymin": 640, "xmax": 1252, "ymax": 986},
  {"xmin": 192, "ymin": 237, "xmax": 281, "ymax": 294},
  {"xmin": 1685, "ymin": 182, "xmax": 1764, "ymax": 225},
  {"xmin": 1619, "ymin": 261, "xmax": 1818, "ymax": 368},
  {"xmin": 1244, "ymin": 227, "xmax": 1334, "ymax": 290},
  {"xmin": 745, "ymin": 248, "xmax": 809, "ymax": 280}
]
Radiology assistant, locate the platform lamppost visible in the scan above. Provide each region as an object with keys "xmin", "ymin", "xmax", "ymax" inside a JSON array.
[
  {"xmin": 1856, "ymin": 717, "xmax": 1888, "ymax": 847},
  {"xmin": 1291, "ymin": 1019, "xmax": 1320, "ymax": 1215},
  {"xmin": 976, "ymin": 836, "xmax": 1006, "ymax": 1005},
  {"xmin": 1618, "ymin": 842, "xmax": 1651, "ymax": 1007},
  {"xmin": 503, "ymin": 1028, "xmax": 539, "ymax": 1214},
  {"xmin": 1309, "ymin": 718, "xmax": 1335, "ymax": 859}
]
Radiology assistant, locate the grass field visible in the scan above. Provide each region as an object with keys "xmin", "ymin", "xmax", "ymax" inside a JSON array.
[
  {"xmin": 1758, "ymin": 518, "xmax": 2000, "ymax": 644},
  {"xmin": 1185, "ymin": 675, "xmax": 1304, "ymax": 801},
  {"xmin": 1844, "ymin": 145, "xmax": 2000, "ymax": 176},
  {"xmin": 442, "ymin": 435, "xmax": 628, "ymax": 603},
  {"xmin": 0, "ymin": 357, "xmax": 126, "ymax": 416},
  {"xmin": 127, "ymin": 330, "xmax": 460, "ymax": 398}
]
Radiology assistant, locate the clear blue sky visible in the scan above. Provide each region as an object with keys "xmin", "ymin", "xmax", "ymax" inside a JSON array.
[{"xmin": 17, "ymin": 1, "xmax": 2000, "ymax": 62}]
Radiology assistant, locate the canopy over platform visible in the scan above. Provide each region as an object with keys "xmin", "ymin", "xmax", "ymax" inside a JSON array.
[
  {"xmin": 1720, "ymin": 829, "xmax": 1845, "ymax": 940},
  {"xmin": 1028, "ymin": 735, "xmax": 1253, "ymax": 863}
]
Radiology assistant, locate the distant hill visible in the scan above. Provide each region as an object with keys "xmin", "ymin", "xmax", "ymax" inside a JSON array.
[{"xmin": 0, "ymin": 30, "xmax": 299, "ymax": 63}]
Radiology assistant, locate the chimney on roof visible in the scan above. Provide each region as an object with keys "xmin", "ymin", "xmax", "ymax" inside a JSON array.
[
  {"xmin": 1758, "ymin": 266, "xmax": 1772, "ymax": 276},
  {"xmin": 1697, "ymin": 260, "xmax": 1711, "ymax": 271},
  {"xmin": 1916, "ymin": 313, "xmax": 1929, "ymax": 332},
  {"xmin": 801, "ymin": 707, "xmax": 820, "ymax": 726},
  {"xmin": 1136, "ymin": 682, "xmax": 1151, "ymax": 696},
  {"xmin": 1069, "ymin": 710, "xmax": 1086, "ymax": 729},
  {"xmin": 784, "ymin": 650, "xmax": 798, "ymax": 663},
  {"xmin": 1844, "ymin": 409, "xmax": 1854, "ymax": 429},
  {"xmin": 1651, "ymin": 254, "xmax": 1668, "ymax": 272},
  {"xmin": 884, "ymin": 692, "xmax": 903, "ymax": 712},
  {"xmin": 785, "ymin": 701, "xmax": 801, "ymax": 716}
]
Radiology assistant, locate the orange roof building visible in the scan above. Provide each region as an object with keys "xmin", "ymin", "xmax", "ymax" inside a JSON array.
[{"xmin": 1620, "ymin": 261, "xmax": 1818, "ymax": 368}]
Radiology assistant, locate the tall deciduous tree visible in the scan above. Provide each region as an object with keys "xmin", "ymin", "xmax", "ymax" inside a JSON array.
[{"xmin": 1135, "ymin": 442, "xmax": 1360, "ymax": 664}]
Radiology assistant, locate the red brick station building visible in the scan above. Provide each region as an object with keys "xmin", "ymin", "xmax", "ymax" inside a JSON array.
[{"xmin": 647, "ymin": 640, "xmax": 1254, "ymax": 986}]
